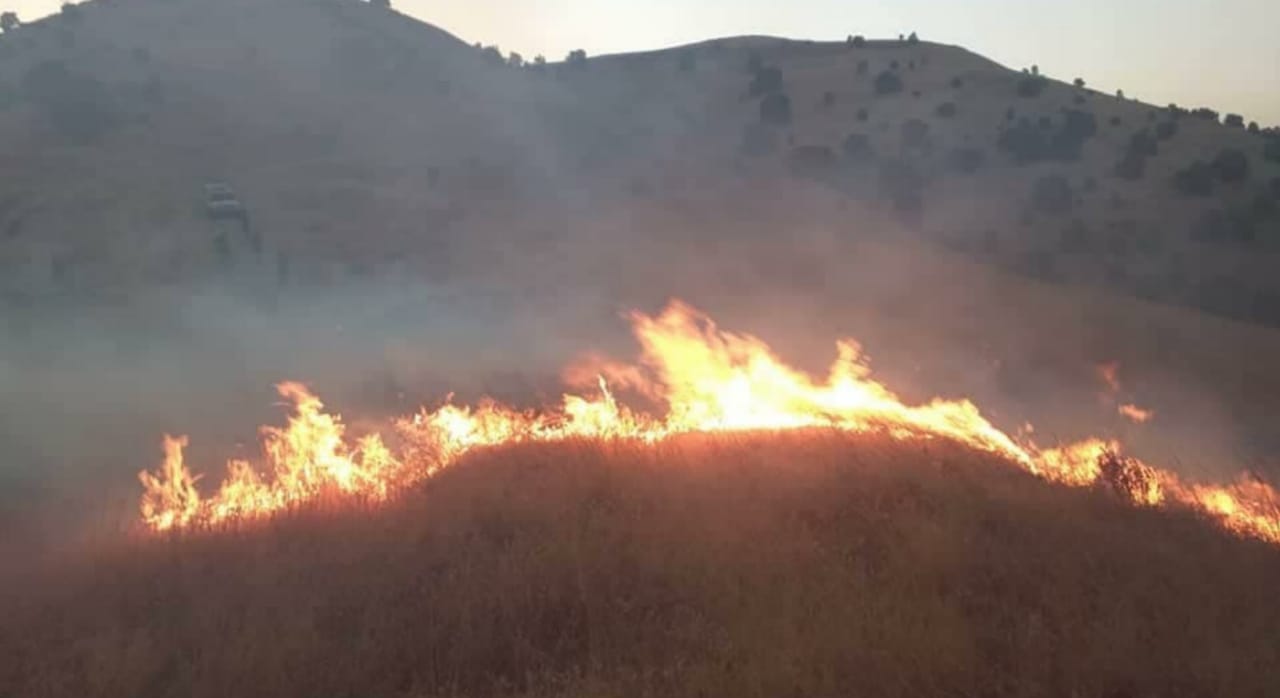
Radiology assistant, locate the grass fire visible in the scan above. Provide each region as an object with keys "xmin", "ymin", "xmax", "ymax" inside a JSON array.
[{"xmin": 138, "ymin": 300, "xmax": 1280, "ymax": 545}]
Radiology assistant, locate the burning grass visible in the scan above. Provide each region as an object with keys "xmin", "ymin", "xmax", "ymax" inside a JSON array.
[{"xmin": 4, "ymin": 433, "xmax": 1280, "ymax": 697}]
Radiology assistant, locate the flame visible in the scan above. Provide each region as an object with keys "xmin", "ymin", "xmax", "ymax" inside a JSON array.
[
  {"xmin": 138, "ymin": 301, "xmax": 1280, "ymax": 546},
  {"xmin": 1118, "ymin": 403, "xmax": 1155, "ymax": 424},
  {"xmin": 1097, "ymin": 361, "xmax": 1122, "ymax": 394}
]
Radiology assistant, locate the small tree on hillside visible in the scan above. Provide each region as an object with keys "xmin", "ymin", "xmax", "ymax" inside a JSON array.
[
  {"xmin": 874, "ymin": 70, "xmax": 903, "ymax": 95},
  {"xmin": 1224, "ymin": 114, "xmax": 1245, "ymax": 128},
  {"xmin": 907, "ymin": 31, "xmax": 919, "ymax": 44},
  {"xmin": 0, "ymin": 11, "xmax": 19, "ymax": 33},
  {"xmin": 566, "ymin": 48, "xmax": 587, "ymax": 67},
  {"xmin": 507, "ymin": 52, "xmax": 524, "ymax": 68},
  {"xmin": 1073, "ymin": 77, "xmax": 1085, "ymax": 88},
  {"xmin": 849, "ymin": 35, "xmax": 867, "ymax": 48}
]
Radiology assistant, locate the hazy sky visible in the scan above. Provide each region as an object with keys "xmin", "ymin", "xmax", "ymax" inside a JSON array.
[{"xmin": 10, "ymin": 0, "xmax": 1280, "ymax": 124}]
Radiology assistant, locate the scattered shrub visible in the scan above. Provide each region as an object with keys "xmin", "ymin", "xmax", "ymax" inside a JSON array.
[
  {"xmin": 759, "ymin": 93, "xmax": 792, "ymax": 125},
  {"xmin": 850, "ymin": 35, "xmax": 867, "ymax": 48},
  {"xmin": 1073, "ymin": 77, "xmax": 1085, "ymax": 88},
  {"xmin": 841, "ymin": 133, "xmax": 874, "ymax": 162},
  {"xmin": 566, "ymin": 49, "xmax": 587, "ymax": 67},
  {"xmin": 1031, "ymin": 175, "xmax": 1074, "ymax": 215},
  {"xmin": 1247, "ymin": 121, "xmax": 1260, "ymax": 134},
  {"xmin": 1114, "ymin": 153, "xmax": 1146, "ymax": 180},
  {"xmin": 1173, "ymin": 161, "xmax": 1215, "ymax": 196},
  {"xmin": 1128, "ymin": 129, "xmax": 1158, "ymax": 158},
  {"xmin": 1016, "ymin": 76, "xmax": 1048, "ymax": 98},
  {"xmin": 1224, "ymin": 114, "xmax": 1245, "ymax": 128},
  {"xmin": 740, "ymin": 123, "xmax": 777, "ymax": 156},
  {"xmin": 1265, "ymin": 138, "xmax": 1280, "ymax": 164},
  {"xmin": 907, "ymin": 31, "xmax": 919, "ymax": 44},
  {"xmin": 946, "ymin": 147, "xmax": 985, "ymax": 174},
  {"xmin": 901, "ymin": 118, "xmax": 930, "ymax": 149},
  {"xmin": 1109, "ymin": 116, "xmax": 1122, "ymax": 127},
  {"xmin": 911, "ymin": 90, "xmax": 921, "ymax": 99},
  {"xmin": 748, "ymin": 66, "xmax": 783, "ymax": 96},
  {"xmin": 936, "ymin": 102, "xmax": 957, "ymax": 118},
  {"xmin": 1192, "ymin": 107, "xmax": 1219, "ymax": 122},
  {"xmin": 874, "ymin": 70, "xmax": 903, "ymax": 95},
  {"xmin": 789, "ymin": 145, "xmax": 838, "ymax": 179},
  {"xmin": 1155, "ymin": 120, "xmax": 1178, "ymax": 141},
  {"xmin": 1212, "ymin": 148, "xmax": 1249, "ymax": 183},
  {"xmin": 21, "ymin": 60, "xmax": 118, "ymax": 143},
  {"xmin": 950, "ymin": 77, "xmax": 963, "ymax": 89},
  {"xmin": 856, "ymin": 107, "xmax": 869, "ymax": 122},
  {"xmin": 879, "ymin": 159, "xmax": 925, "ymax": 214},
  {"xmin": 1073, "ymin": 95, "xmax": 1085, "ymax": 105},
  {"xmin": 0, "ymin": 11, "xmax": 18, "ymax": 33}
]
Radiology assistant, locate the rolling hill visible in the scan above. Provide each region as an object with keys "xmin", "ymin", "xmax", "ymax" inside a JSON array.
[{"xmin": 0, "ymin": 0, "xmax": 1277, "ymax": 319}]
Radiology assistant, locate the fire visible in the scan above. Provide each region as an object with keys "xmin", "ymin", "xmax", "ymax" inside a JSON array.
[
  {"xmin": 1118, "ymin": 403, "xmax": 1155, "ymax": 424},
  {"xmin": 138, "ymin": 301, "xmax": 1280, "ymax": 546}
]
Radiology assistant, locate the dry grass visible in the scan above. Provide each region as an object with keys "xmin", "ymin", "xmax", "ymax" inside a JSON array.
[{"xmin": 3, "ymin": 432, "xmax": 1280, "ymax": 698}]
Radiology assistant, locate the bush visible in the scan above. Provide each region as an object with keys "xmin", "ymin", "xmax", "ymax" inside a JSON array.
[
  {"xmin": 1263, "ymin": 138, "xmax": 1280, "ymax": 164},
  {"xmin": 946, "ymin": 147, "xmax": 985, "ymax": 174},
  {"xmin": 874, "ymin": 71, "xmax": 903, "ymax": 96},
  {"xmin": 566, "ymin": 49, "xmax": 587, "ymax": 67},
  {"xmin": 759, "ymin": 93, "xmax": 791, "ymax": 125},
  {"xmin": 901, "ymin": 118, "xmax": 930, "ymax": 149},
  {"xmin": 951, "ymin": 77, "xmax": 963, "ymax": 89},
  {"xmin": 1173, "ymin": 161, "xmax": 1215, "ymax": 196},
  {"xmin": 748, "ymin": 66, "xmax": 783, "ymax": 96},
  {"xmin": 1247, "ymin": 122, "xmax": 1260, "ymax": 134},
  {"xmin": 1224, "ymin": 114, "xmax": 1244, "ymax": 128},
  {"xmin": 850, "ymin": 35, "xmax": 867, "ymax": 48},
  {"xmin": 935, "ymin": 102, "xmax": 957, "ymax": 118},
  {"xmin": 907, "ymin": 31, "xmax": 919, "ymax": 44},
  {"xmin": 1114, "ymin": 153, "xmax": 1146, "ymax": 180},
  {"xmin": 841, "ymin": 133, "xmax": 874, "ymax": 162},
  {"xmin": 1212, "ymin": 148, "xmax": 1249, "ymax": 183},
  {"xmin": 1031, "ymin": 175, "xmax": 1074, "ymax": 215},
  {"xmin": 1192, "ymin": 107, "xmax": 1219, "ymax": 122},
  {"xmin": 739, "ymin": 124, "xmax": 777, "ymax": 156},
  {"xmin": 789, "ymin": 145, "xmax": 838, "ymax": 179},
  {"xmin": 1109, "ymin": 116, "xmax": 1122, "ymax": 127},
  {"xmin": 1016, "ymin": 76, "xmax": 1048, "ymax": 98},
  {"xmin": 879, "ymin": 159, "xmax": 925, "ymax": 215},
  {"xmin": 1128, "ymin": 129, "xmax": 1158, "ymax": 158},
  {"xmin": 856, "ymin": 108, "xmax": 869, "ymax": 122},
  {"xmin": 0, "ymin": 11, "xmax": 18, "ymax": 33},
  {"xmin": 20, "ymin": 60, "xmax": 118, "ymax": 143},
  {"xmin": 1073, "ymin": 78, "xmax": 1085, "ymax": 88},
  {"xmin": 1155, "ymin": 120, "xmax": 1178, "ymax": 140}
]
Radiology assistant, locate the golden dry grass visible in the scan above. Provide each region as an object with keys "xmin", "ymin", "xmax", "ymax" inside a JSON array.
[{"xmin": 3, "ymin": 431, "xmax": 1279, "ymax": 698}]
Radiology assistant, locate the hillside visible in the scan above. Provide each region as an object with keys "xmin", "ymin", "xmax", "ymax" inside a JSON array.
[
  {"xmin": 0, "ymin": 0, "xmax": 1277, "ymax": 320},
  {"xmin": 5, "ymin": 434, "xmax": 1279, "ymax": 697}
]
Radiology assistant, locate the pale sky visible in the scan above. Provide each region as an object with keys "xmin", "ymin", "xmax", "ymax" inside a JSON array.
[{"xmin": 9, "ymin": 0, "xmax": 1280, "ymax": 124}]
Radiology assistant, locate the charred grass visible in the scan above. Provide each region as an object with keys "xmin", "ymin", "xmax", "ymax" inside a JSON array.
[{"xmin": 3, "ymin": 432, "xmax": 1279, "ymax": 697}]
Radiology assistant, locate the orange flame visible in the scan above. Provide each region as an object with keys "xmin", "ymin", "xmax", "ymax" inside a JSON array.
[
  {"xmin": 1118, "ymin": 403, "xmax": 1155, "ymax": 424},
  {"xmin": 138, "ymin": 301, "xmax": 1280, "ymax": 545}
]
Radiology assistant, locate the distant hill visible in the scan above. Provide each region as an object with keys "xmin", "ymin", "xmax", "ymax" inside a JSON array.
[{"xmin": 0, "ymin": 0, "xmax": 1278, "ymax": 328}]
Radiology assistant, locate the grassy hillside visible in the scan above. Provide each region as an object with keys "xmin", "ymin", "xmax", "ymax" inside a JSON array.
[
  {"xmin": 4, "ymin": 433, "xmax": 1279, "ymax": 697},
  {"xmin": 0, "ymin": 0, "xmax": 1277, "ymax": 322}
]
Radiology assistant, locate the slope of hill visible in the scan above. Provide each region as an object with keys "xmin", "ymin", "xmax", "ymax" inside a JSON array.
[
  {"xmin": 1, "ymin": 0, "xmax": 1277, "ymax": 322},
  {"xmin": 4, "ymin": 434, "xmax": 1279, "ymax": 698}
]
